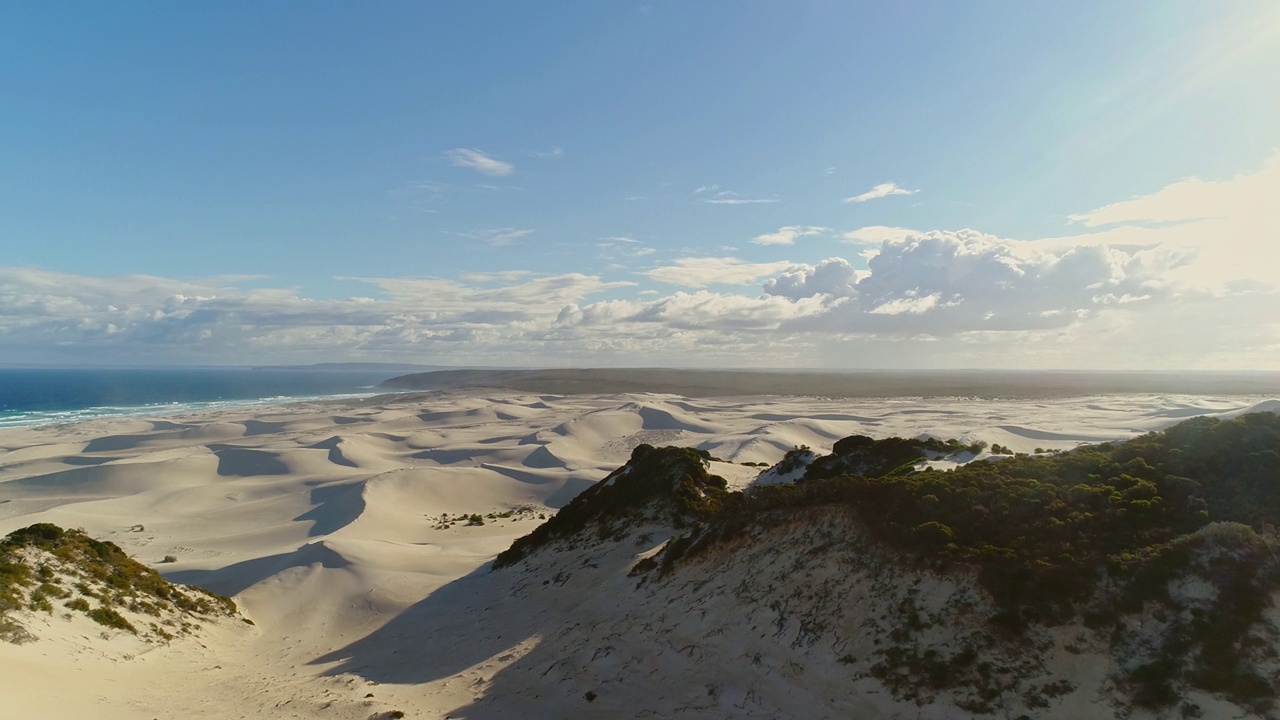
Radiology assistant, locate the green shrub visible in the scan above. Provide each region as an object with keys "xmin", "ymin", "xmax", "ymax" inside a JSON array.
[
  {"xmin": 651, "ymin": 412, "xmax": 1280, "ymax": 706},
  {"xmin": 88, "ymin": 606, "xmax": 136, "ymax": 633},
  {"xmin": 494, "ymin": 445, "xmax": 727, "ymax": 568}
]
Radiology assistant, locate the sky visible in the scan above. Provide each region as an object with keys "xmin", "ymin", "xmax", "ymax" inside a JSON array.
[{"xmin": 2, "ymin": 1, "xmax": 1278, "ymax": 369}]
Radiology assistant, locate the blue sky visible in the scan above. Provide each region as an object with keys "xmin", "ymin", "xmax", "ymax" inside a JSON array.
[{"xmin": 2, "ymin": 2, "xmax": 1278, "ymax": 368}]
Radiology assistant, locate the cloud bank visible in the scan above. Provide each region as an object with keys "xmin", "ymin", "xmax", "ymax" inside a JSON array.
[{"xmin": 3, "ymin": 156, "xmax": 1276, "ymax": 369}]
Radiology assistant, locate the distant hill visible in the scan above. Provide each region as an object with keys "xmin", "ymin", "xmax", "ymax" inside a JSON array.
[
  {"xmin": 485, "ymin": 412, "xmax": 1280, "ymax": 718},
  {"xmin": 252, "ymin": 362, "xmax": 464, "ymax": 373},
  {"xmin": 381, "ymin": 367, "xmax": 1280, "ymax": 399}
]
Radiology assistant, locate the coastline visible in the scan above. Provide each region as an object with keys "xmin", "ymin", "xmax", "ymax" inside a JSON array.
[
  {"xmin": 0, "ymin": 366, "xmax": 407, "ymax": 430},
  {"xmin": 0, "ymin": 389, "xmax": 1275, "ymax": 719}
]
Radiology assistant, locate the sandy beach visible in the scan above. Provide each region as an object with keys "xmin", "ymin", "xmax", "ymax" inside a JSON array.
[{"xmin": 0, "ymin": 389, "xmax": 1273, "ymax": 719}]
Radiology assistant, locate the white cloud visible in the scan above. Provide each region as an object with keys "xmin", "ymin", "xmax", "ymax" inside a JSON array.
[
  {"xmin": 5, "ymin": 156, "xmax": 1278, "ymax": 370},
  {"xmin": 465, "ymin": 227, "xmax": 534, "ymax": 246},
  {"xmin": 1069, "ymin": 156, "xmax": 1278, "ymax": 228},
  {"xmin": 0, "ymin": 268, "xmax": 632, "ymax": 365},
  {"xmin": 645, "ymin": 257, "xmax": 799, "ymax": 288},
  {"xmin": 844, "ymin": 182, "xmax": 916, "ymax": 204},
  {"xmin": 445, "ymin": 148, "xmax": 514, "ymax": 177},
  {"xmin": 559, "ymin": 291, "xmax": 830, "ymax": 331},
  {"xmin": 698, "ymin": 189, "xmax": 780, "ymax": 205},
  {"xmin": 842, "ymin": 225, "xmax": 922, "ymax": 244},
  {"xmin": 867, "ymin": 291, "xmax": 945, "ymax": 316},
  {"xmin": 598, "ymin": 236, "xmax": 657, "ymax": 258},
  {"xmin": 763, "ymin": 258, "xmax": 861, "ymax": 300},
  {"xmin": 1034, "ymin": 154, "xmax": 1280, "ymax": 288},
  {"xmin": 459, "ymin": 270, "xmax": 535, "ymax": 284},
  {"xmin": 751, "ymin": 225, "xmax": 829, "ymax": 246}
]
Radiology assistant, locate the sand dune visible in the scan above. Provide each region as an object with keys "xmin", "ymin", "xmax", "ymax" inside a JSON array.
[{"xmin": 0, "ymin": 389, "xmax": 1274, "ymax": 718}]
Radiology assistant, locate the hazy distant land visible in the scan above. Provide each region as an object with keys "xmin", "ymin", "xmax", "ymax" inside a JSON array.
[{"xmin": 382, "ymin": 367, "xmax": 1280, "ymax": 399}]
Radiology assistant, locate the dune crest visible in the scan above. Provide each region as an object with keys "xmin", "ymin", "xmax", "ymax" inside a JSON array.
[{"xmin": 0, "ymin": 390, "xmax": 1274, "ymax": 718}]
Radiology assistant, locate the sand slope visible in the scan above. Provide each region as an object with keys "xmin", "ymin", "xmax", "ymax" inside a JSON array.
[{"xmin": 0, "ymin": 391, "xmax": 1272, "ymax": 718}]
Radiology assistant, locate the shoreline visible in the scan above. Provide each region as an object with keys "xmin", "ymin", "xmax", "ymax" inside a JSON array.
[
  {"xmin": 0, "ymin": 390, "xmax": 1276, "ymax": 718},
  {"xmin": 0, "ymin": 390, "xmax": 387, "ymax": 431}
]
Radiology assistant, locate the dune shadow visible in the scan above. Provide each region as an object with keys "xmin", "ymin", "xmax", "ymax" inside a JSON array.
[
  {"xmin": 242, "ymin": 420, "xmax": 290, "ymax": 436},
  {"xmin": 165, "ymin": 541, "xmax": 352, "ymax": 597},
  {"xmin": 543, "ymin": 478, "xmax": 596, "ymax": 508},
  {"xmin": 307, "ymin": 436, "xmax": 358, "ymax": 468},
  {"xmin": 294, "ymin": 481, "xmax": 367, "ymax": 537},
  {"xmin": 311, "ymin": 562, "xmax": 550, "ymax": 687},
  {"xmin": 83, "ymin": 434, "xmax": 161, "ymax": 452},
  {"xmin": 994, "ymin": 424, "xmax": 1111, "ymax": 442},
  {"xmin": 521, "ymin": 445, "xmax": 565, "ymax": 469},
  {"xmin": 368, "ymin": 432, "xmax": 408, "ymax": 443},
  {"xmin": 209, "ymin": 445, "xmax": 289, "ymax": 476},
  {"xmin": 410, "ymin": 448, "xmax": 481, "ymax": 465},
  {"xmin": 331, "ymin": 416, "xmax": 375, "ymax": 425},
  {"xmin": 482, "ymin": 464, "xmax": 596, "ymax": 509},
  {"xmin": 59, "ymin": 455, "xmax": 115, "ymax": 467}
]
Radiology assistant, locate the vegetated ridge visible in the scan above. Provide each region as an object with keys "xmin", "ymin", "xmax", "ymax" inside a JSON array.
[
  {"xmin": 494, "ymin": 444, "xmax": 727, "ymax": 569},
  {"xmin": 494, "ymin": 412, "xmax": 1280, "ymax": 718},
  {"xmin": 0, "ymin": 523, "xmax": 241, "ymax": 644}
]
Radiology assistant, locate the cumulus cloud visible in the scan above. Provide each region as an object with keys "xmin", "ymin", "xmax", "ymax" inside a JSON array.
[
  {"xmin": 557, "ymin": 291, "xmax": 830, "ymax": 331},
  {"xmin": 763, "ymin": 258, "xmax": 861, "ymax": 300},
  {"xmin": 5, "ymin": 156, "xmax": 1277, "ymax": 369},
  {"xmin": 446, "ymin": 148, "xmax": 515, "ymax": 176},
  {"xmin": 0, "ymin": 268, "xmax": 630, "ymax": 365},
  {"xmin": 844, "ymin": 182, "xmax": 916, "ymax": 203},
  {"xmin": 835, "ymin": 229, "xmax": 1184, "ymax": 333},
  {"xmin": 559, "ymin": 230, "xmax": 1195, "ymax": 343},
  {"xmin": 645, "ymin": 258, "xmax": 799, "ymax": 288},
  {"xmin": 751, "ymin": 225, "xmax": 829, "ymax": 246}
]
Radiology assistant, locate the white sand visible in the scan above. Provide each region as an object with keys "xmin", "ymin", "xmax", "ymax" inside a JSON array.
[{"xmin": 0, "ymin": 390, "xmax": 1271, "ymax": 719}]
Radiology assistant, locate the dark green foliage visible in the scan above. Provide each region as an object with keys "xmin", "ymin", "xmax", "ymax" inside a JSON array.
[
  {"xmin": 804, "ymin": 435, "xmax": 986, "ymax": 481},
  {"xmin": 0, "ymin": 523, "xmax": 238, "ymax": 642},
  {"xmin": 3, "ymin": 523, "xmax": 65, "ymax": 546},
  {"xmin": 89, "ymin": 606, "xmax": 136, "ymax": 633},
  {"xmin": 493, "ymin": 444, "xmax": 727, "ymax": 569},
  {"xmin": 774, "ymin": 445, "xmax": 812, "ymax": 476},
  {"xmin": 657, "ymin": 412, "xmax": 1280, "ymax": 707}
]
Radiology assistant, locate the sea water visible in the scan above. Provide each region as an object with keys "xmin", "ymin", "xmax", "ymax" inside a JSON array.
[{"xmin": 0, "ymin": 367, "xmax": 402, "ymax": 429}]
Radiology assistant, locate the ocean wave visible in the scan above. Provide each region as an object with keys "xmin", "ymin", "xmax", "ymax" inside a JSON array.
[{"xmin": 0, "ymin": 392, "xmax": 379, "ymax": 430}]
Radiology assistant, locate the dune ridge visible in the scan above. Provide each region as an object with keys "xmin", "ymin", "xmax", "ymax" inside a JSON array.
[{"xmin": 0, "ymin": 390, "xmax": 1274, "ymax": 718}]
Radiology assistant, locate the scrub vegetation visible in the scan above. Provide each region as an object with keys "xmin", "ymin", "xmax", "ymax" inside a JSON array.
[
  {"xmin": 500, "ymin": 412, "xmax": 1280, "ymax": 712},
  {"xmin": 0, "ymin": 524, "xmax": 238, "ymax": 643}
]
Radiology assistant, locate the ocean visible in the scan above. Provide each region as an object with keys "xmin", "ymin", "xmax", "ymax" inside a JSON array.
[{"xmin": 0, "ymin": 367, "xmax": 404, "ymax": 429}]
